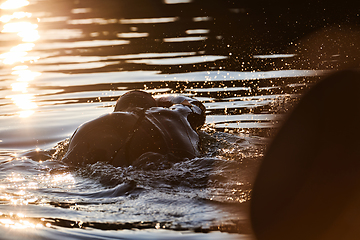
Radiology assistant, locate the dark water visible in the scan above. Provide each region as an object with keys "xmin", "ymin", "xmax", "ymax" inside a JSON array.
[{"xmin": 0, "ymin": 0, "xmax": 359, "ymax": 239}]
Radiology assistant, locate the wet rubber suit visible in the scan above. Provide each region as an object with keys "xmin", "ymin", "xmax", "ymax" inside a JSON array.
[{"xmin": 62, "ymin": 92, "xmax": 206, "ymax": 167}]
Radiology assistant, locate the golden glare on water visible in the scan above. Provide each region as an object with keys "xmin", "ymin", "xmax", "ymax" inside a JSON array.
[
  {"xmin": 2, "ymin": 22, "xmax": 37, "ymax": 33},
  {"xmin": 1, "ymin": 22, "xmax": 40, "ymax": 42},
  {"xmin": 18, "ymin": 110, "xmax": 35, "ymax": 118},
  {"xmin": 7, "ymin": 94, "xmax": 38, "ymax": 108},
  {"xmin": 0, "ymin": 0, "xmax": 29, "ymax": 10},
  {"xmin": 18, "ymin": 29, "xmax": 40, "ymax": 42},
  {"xmin": 6, "ymin": 173, "xmax": 25, "ymax": 182},
  {"xmin": 0, "ymin": 212, "xmax": 54, "ymax": 229},
  {"xmin": 0, "ymin": 171, "xmax": 75, "ymax": 215},
  {"xmin": 0, "ymin": 43, "xmax": 39, "ymax": 65},
  {"xmin": 11, "ymin": 43, "xmax": 35, "ymax": 52},
  {"xmin": 12, "ymin": 68, "xmax": 41, "ymax": 82},
  {"xmin": 11, "ymin": 82, "xmax": 29, "ymax": 92},
  {"xmin": 0, "ymin": 216, "xmax": 45, "ymax": 229},
  {"xmin": 0, "ymin": 11, "xmax": 32, "ymax": 22},
  {"xmin": 0, "ymin": 51, "xmax": 27, "ymax": 65},
  {"xmin": 1, "ymin": 0, "xmax": 41, "ymax": 117},
  {"xmin": 6, "ymin": 93, "xmax": 38, "ymax": 118}
]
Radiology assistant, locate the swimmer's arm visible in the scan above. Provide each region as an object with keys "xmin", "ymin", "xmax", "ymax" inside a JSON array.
[
  {"xmin": 156, "ymin": 96, "xmax": 205, "ymax": 112},
  {"xmin": 156, "ymin": 95, "xmax": 206, "ymax": 129},
  {"xmin": 155, "ymin": 95, "xmax": 184, "ymax": 107}
]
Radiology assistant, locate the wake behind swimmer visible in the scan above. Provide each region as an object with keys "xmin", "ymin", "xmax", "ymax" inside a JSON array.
[{"xmin": 62, "ymin": 91, "xmax": 206, "ymax": 167}]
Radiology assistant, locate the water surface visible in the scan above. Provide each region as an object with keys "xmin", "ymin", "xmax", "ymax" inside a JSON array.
[{"xmin": 0, "ymin": 0, "xmax": 358, "ymax": 239}]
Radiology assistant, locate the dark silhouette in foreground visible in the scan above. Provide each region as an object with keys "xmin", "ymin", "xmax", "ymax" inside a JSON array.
[
  {"xmin": 62, "ymin": 91, "xmax": 206, "ymax": 167},
  {"xmin": 251, "ymin": 70, "xmax": 360, "ymax": 240}
]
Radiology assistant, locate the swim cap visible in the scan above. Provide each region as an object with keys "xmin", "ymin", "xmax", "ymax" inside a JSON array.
[{"xmin": 114, "ymin": 90, "xmax": 157, "ymax": 112}]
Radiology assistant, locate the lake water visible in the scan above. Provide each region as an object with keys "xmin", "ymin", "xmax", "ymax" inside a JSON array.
[{"xmin": 0, "ymin": 0, "xmax": 358, "ymax": 239}]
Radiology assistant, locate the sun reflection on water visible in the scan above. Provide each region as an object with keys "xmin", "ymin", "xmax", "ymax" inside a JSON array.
[
  {"xmin": 0, "ymin": 214, "xmax": 47, "ymax": 229},
  {"xmin": 0, "ymin": 0, "xmax": 41, "ymax": 117},
  {"xmin": 0, "ymin": 0, "xmax": 29, "ymax": 10},
  {"xmin": 6, "ymin": 94, "xmax": 38, "ymax": 117},
  {"xmin": 6, "ymin": 173, "xmax": 25, "ymax": 182},
  {"xmin": 2, "ymin": 21, "xmax": 38, "ymax": 33},
  {"xmin": 0, "ymin": 11, "xmax": 31, "ymax": 22},
  {"xmin": 0, "ymin": 168, "xmax": 76, "ymax": 215}
]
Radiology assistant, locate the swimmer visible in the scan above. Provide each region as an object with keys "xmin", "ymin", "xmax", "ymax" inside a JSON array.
[{"xmin": 62, "ymin": 91, "xmax": 206, "ymax": 167}]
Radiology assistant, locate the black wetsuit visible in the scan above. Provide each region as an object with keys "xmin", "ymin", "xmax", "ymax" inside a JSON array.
[{"xmin": 62, "ymin": 96, "xmax": 205, "ymax": 166}]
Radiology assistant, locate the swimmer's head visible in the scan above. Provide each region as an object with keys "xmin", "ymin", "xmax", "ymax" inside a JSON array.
[{"xmin": 114, "ymin": 90, "xmax": 157, "ymax": 112}]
